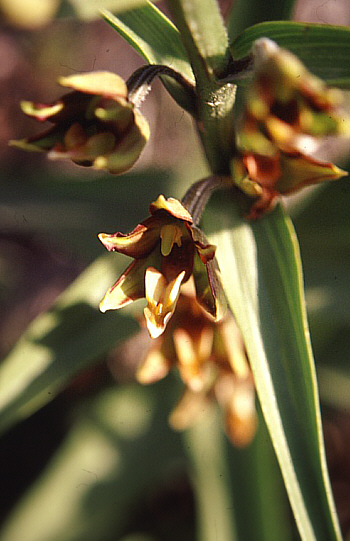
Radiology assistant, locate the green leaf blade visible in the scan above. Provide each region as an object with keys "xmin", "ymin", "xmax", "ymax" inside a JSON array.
[
  {"xmin": 102, "ymin": 3, "xmax": 196, "ymax": 111},
  {"xmin": 166, "ymin": 0, "xmax": 229, "ymax": 78},
  {"xmin": 202, "ymin": 192, "xmax": 342, "ymax": 541},
  {"xmin": 227, "ymin": 0, "xmax": 296, "ymax": 42},
  {"xmin": 230, "ymin": 21, "xmax": 350, "ymax": 88},
  {"xmin": 67, "ymin": 0, "xmax": 159, "ymax": 19},
  {"xmin": 0, "ymin": 255, "xmax": 139, "ymax": 434}
]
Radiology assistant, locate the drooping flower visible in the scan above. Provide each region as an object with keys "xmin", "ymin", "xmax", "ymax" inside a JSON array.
[
  {"xmin": 136, "ymin": 283, "xmax": 256, "ymax": 447},
  {"xmin": 10, "ymin": 71, "xmax": 150, "ymax": 174},
  {"xmin": 245, "ymin": 38, "xmax": 350, "ymax": 151},
  {"xmin": 233, "ymin": 38, "xmax": 350, "ymax": 218},
  {"xmin": 231, "ymin": 148, "xmax": 347, "ymax": 219},
  {"xmin": 98, "ymin": 195, "xmax": 226, "ymax": 338}
]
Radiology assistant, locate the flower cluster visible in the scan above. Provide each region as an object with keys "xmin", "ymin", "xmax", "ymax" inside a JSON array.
[
  {"xmin": 136, "ymin": 284, "xmax": 256, "ymax": 447},
  {"xmin": 232, "ymin": 38, "xmax": 350, "ymax": 218},
  {"xmin": 10, "ymin": 71, "xmax": 149, "ymax": 174},
  {"xmin": 99, "ymin": 195, "xmax": 226, "ymax": 339}
]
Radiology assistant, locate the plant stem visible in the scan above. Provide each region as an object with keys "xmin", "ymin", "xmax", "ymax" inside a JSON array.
[
  {"xmin": 181, "ymin": 175, "xmax": 229, "ymax": 224},
  {"xmin": 183, "ymin": 408, "xmax": 238, "ymax": 541},
  {"xmin": 166, "ymin": 0, "xmax": 238, "ymax": 174}
]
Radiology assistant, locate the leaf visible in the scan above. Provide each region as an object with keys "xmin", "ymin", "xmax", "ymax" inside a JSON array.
[
  {"xmin": 102, "ymin": 3, "xmax": 196, "ymax": 112},
  {"xmin": 283, "ymin": 179, "xmax": 350, "ymax": 362},
  {"xmin": 0, "ymin": 379, "xmax": 186, "ymax": 541},
  {"xmin": 67, "ymin": 0, "xmax": 158, "ymax": 19},
  {"xmin": 202, "ymin": 191, "xmax": 342, "ymax": 541},
  {"xmin": 230, "ymin": 21, "xmax": 350, "ymax": 88},
  {"xmin": 166, "ymin": 0, "xmax": 229, "ymax": 78},
  {"xmin": 228, "ymin": 407, "xmax": 293, "ymax": 541},
  {"xmin": 227, "ymin": 0, "xmax": 296, "ymax": 42},
  {"xmin": 0, "ymin": 254, "xmax": 139, "ymax": 434}
]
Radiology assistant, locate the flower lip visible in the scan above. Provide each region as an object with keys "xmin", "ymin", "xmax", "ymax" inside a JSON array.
[
  {"xmin": 160, "ymin": 224, "xmax": 183, "ymax": 257},
  {"xmin": 144, "ymin": 267, "xmax": 186, "ymax": 339}
]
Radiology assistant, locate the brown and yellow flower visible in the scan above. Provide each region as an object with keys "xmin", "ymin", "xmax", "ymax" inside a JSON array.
[
  {"xmin": 99, "ymin": 195, "xmax": 226, "ymax": 338},
  {"xmin": 137, "ymin": 285, "xmax": 257, "ymax": 448},
  {"xmin": 231, "ymin": 148, "xmax": 347, "ymax": 219},
  {"xmin": 10, "ymin": 71, "xmax": 150, "ymax": 174},
  {"xmin": 233, "ymin": 38, "xmax": 350, "ymax": 218},
  {"xmin": 245, "ymin": 38, "xmax": 350, "ymax": 152}
]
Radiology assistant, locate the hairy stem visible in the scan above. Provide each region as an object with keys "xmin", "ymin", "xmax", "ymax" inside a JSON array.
[{"xmin": 182, "ymin": 175, "xmax": 229, "ymax": 224}]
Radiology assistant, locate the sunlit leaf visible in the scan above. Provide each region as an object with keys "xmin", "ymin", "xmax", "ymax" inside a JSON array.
[
  {"xmin": 202, "ymin": 191, "xmax": 342, "ymax": 541},
  {"xmin": 166, "ymin": 0, "xmax": 229, "ymax": 78},
  {"xmin": 68, "ymin": 0, "xmax": 158, "ymax": 19},
  {"xmin": 102, "ymin": 3, "xmax": 195, "ymax": 112},
  {"xmin": 0, "ymin": 255, "xmax": 139, "ymax": 434}
]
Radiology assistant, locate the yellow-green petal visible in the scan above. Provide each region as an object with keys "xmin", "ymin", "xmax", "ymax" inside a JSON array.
[
  {"xmin": 98, "ymin": 218, "xmax": 161, "ymax": 258},
  {"xmin": 58, "ymin": 71, "xmax": 128, "ymax": 101},
  {"xmin": 95, "ymin": 111, "xmax": 150, "ymax": 174},
  {"xmin": 20, "ymin": 100, "xmax": 63, "ymax": 120},
  {"xmin": 150, "ymin": 195, "xmax": 193, "ymax": 223},
  {"xmin": 99, "ymin": 258, "xmax": 147, "ymax": 312},
  {"xmin": 277, "ymin": 152, "xmax": 348, "ymax": 194}
]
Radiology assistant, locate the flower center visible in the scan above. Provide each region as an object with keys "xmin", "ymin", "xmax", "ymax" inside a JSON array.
[{"xmin": 160, "ymin": 224, "xmax": 183, "ymax": 257}]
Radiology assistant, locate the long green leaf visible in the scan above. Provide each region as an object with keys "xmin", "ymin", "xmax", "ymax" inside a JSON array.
[
  {"xmin": 202, "ymin": 192, "xmax": 342, "ymax": 541},
  {"xmin": 0, "ymin": 254, "xmax": 139, "ymax": 434},
  {"xmin": 227, "ymin": 0, "xmax": 296, "ymax": 42},
  {"xmin": 231, "ymin": 21, "xmax": 350, "ymax": 88},
  {"xmin": 102, "ymin": 3, "xmax": 195, "ymax": 111},
  {"xmin": 68, "ymin": 0, "xmax": 158, "ymax": 19},
  {"xmin": 228, "ymin": 408, "xmax": 293, "ymax": 541}
]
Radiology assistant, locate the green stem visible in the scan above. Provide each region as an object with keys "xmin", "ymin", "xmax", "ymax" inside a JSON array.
[
  {"xmin": 183, "ymin": 408, "xmax": 238, "ymax": 541},
  {"xmin": 166, "ymin": 0, "xmax": 238, "ymax": 174},
  {"xmin": 166, "ymin": 0, "xmax": 229, "ymax": 82},
  {"xmin": 181, "ymin": 175, "xmax": 229, "ymax": 224}
]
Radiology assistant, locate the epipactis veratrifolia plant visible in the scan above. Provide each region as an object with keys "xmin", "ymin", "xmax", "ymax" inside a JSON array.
[
  {"xmin": 10, "ymin": 6, "xmax": 350, "ymax": 539},
  {"xmin": 11, "ymin": 34, "xmax": 350, "ymax": 435}
]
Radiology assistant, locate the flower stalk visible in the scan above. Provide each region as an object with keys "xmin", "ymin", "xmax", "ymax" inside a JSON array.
[{"xmin": 126, "ymin": 64, "xmax": 196, "ymax": 109}]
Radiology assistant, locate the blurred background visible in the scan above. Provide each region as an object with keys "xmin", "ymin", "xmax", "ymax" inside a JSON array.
[{"xmin": 1, "ymin": 1, "xmax": 350, "ymax": 540}]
